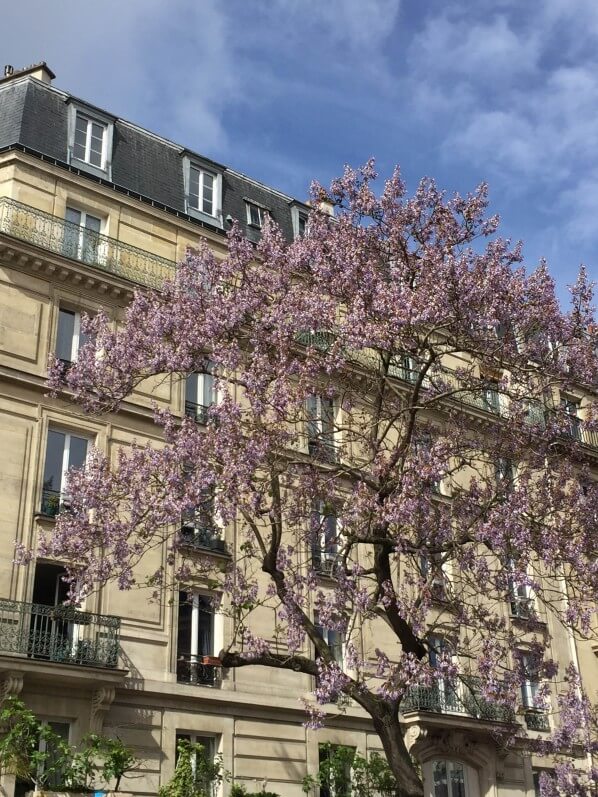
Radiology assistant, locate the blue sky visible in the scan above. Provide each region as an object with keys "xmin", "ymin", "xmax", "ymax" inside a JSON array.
[{"xmin": 2, "ymin": 0, "xmax": 598, "ymax": 302}]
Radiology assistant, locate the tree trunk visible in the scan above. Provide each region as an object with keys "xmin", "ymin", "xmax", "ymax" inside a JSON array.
[{"xmin": 372, "ymin": 707, "xmax": 424, "ymax": 797}]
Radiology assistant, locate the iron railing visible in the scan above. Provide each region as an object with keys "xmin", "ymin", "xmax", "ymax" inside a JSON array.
[
  {"xmin": 402, "ymin": 679, "xmax": 514, "ymax": 723},
  {"xmin": 295, "ymin": 330, "xmax": 337, "ymax": 351},
  {"xmin": 179, "ymin": 526, "xmax": 228, "ymax": 555},
  {"xmin": 0, "ymin": 598, "xmax": 120, "ymax": 668},
  {"xmin": 0, "ymin": 197, "xmax": 175, "ymax": 289},
  {"xmin": 185, "ymin": 401, "xmax": 211, "ymax": 425},
  {"xmin": 525, "ymin": 710, "xmax": 551, "ymax": 732},
  {"xmin": 176, "ymin": 655, "xmax": 220, "ymax": 686},
  {"xmin": 308, "ymin": 439, "xmax": 338, "ymax": 463},
  {"xmin": 40, "ymin": 488, "xmax": 67, "ymax": 518}
]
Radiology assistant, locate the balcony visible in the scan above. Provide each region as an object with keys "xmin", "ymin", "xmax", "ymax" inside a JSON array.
[
  {"xmin": 0, "ymin": 598, "xmax": 120, "ymax": 669},
  {"xmin": 39, "ymin": 488, "xmax": 67, "ymax": 518},
  {"xmin": 179, "ymin": 525, "xmax": 228, "ymax": 555},
  {"xmin": 401, "ymin": 680, "xmax": 514, "ymax": 723},
  {"xmin": 185, "ymin": 401, "xmax": 211, "ymax": 425},
  {"xmin": 308, "ymin": 439, "xmax": 338, "ymax": 464},
  {"xmin": 525, "ymin": 710, "xmax": 550, "ymax": 732},
  {"xmin": 0, "ymin": 197, "xmax": 175, "ymax": 289},
  {"xmin": 176, "ymin": 654, "xmax": 220, "ymax": 687}
]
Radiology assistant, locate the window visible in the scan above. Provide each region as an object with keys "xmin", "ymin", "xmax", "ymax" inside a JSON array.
[
  {"xmin": 533, "ymin": 770, "xmax": 554, "ymax": 796},
  {"xmin": 185, "ymin": 367, "xmax": 215, "ymax": 424},
  {"xmin": 507, "ymin": 560, "xmax": 533, "ymax": 620},
  {"xmin": 306, "ymin": 395, "xmax": 337, "ymax": 462},
  {"xmin": 246, "ymin": 202, "xmax": 264, "ymax": 228},
  {"xmin": 56, "ymin": 308, "xmax": 90, "ymax": 367},
  {"xmin": 311, "ymin": 501, "xmax": 339, "ymax": 575},
  {"xmin": 561, "ymin": 395, "xmax": 581, "ymax": 440},
  {"xmin": 314, "ymin": 616, "xmax": 344, "ymax": 669},
  {"xmin": 495, "ymin": 458, "xmax": 514, "ymax": 491},
  {"xmin": 481, "ymin": 379, "xmax": 501, "ymax": 414},
  {"xmin": 189, "ymin": 166, "xmax": 216, "ymax": 216},
  {"xmin": 37, "ymin": 721, "xmax": 71, "ymax": 789},
  {"xmin": 41, "ymin": 430, "xmax": 89, "ymax": 517},
  {"xmin": 431, "ymin": 760, "xmax": 466, "ymax": 797},
  {"xmin": 518, "ymin": 650, "xmax": 549, "ymax": 729},
  {"xmin": 175, "ymin": 733, "xmax": 220, "ymax": 797},
  {"xmin": 63, "ymin": 207, "xmax": 104, "ymax": 265},
  {"xmin": 291, "ymin": 204, "xmax": 310, "ymax": 239},
  {"xmin": 420, "ymin": 552, "xmax": 448, "ymax": 601},
  {"xmin": 318, "ymin": 744, "xmax": 352, "ymax": 797},
  {"xmin": 177, "ymin": 592, "xmax": 217, "ymax": 686},
  {"xmin": 181, "ymin": 491, "xmax": 226, "ymax": 554},
  {"xmin": 183, "ymin": 158, "xmax": 222, "ymax": 225},
  {"xmin": 73, "ymin": 112, "xmax": 106, "ymax": 168},
  {"xmin": 428, "ymin": 636, "xmax": 457, "ymax": 710}
]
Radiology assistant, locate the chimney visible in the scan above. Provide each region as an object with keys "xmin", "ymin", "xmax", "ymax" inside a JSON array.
[{"xmin": 0, "ymin": 61, "xmax": 55, "ymax": 86}]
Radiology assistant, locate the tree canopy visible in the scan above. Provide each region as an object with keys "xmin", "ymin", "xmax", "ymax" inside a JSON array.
[{"xmin": 39, "ymin": 162, "xmax": 598, "ymax": 796}]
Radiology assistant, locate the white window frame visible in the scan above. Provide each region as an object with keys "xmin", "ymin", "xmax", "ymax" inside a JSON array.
[
  {"xmin": 314, "ymin": 615, "xmax": 345, "ymax": 669},
  {"xmin": 519, "ymin": 651, "xmax": 540, "ymax": 709},
  {"xmin": 311, "ymin": 500, "xmax": 339, "ymax": 574},
  {"xmin": 246, "ymin": 202, "xmax": 265, "ymax": 228},
  {"xmin": 306, "ymin": 394, "xmax": 338, "ymax": 458},
  {"xmin": 291, "ymin": 203, "xmax": 310, "ymax": 239},
  {"xmin": 56, "ymin": 307, "xmax": 83, "ymax": 364},
  {"xmin": 177, "ymin": 591, "xmax": 223, "ymax": 684},
  {"xmin": 507, "ymin": 560, "xmax": 534, "ymax": 619},
  {"xmin": 427, "ymin": 759, "xmax": 472, "ymax": 797},
  {"xmin": 43, "ymin": 429, "xmax": 91, "ymax": 504},
  {"xmin": 64, "ymin": 206, "xmax": 107, "ymax": 265},
  {"xmin": 185, "ymin": 366, "xmax": 216, "ymax": 422},
  {"xmin": 183, "ymin": 156, "xmax": 223, "ymax": 227},
  {"xmin": 37, "ymin": 720, "xmax": 72, "ymax": 786},
  {"xmin": 67, "ymin": 104, "xmax": 114, "ymax": 178}
]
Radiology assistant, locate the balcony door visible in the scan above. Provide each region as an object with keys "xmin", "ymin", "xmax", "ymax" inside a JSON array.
[
  {"xmin": 177, "ymin": 592, "xmax": 215, "ymax": 685},
  {"xmin": 424, "ymin": 759, "xmax": 479, "ymax": 797},
  {"xmin": 29, "ymin": 563, "xmax": 75, "ymax": 662},
  {"xmin": 63, "ymin": 207, "xmax": 103, "ymax": 265}
]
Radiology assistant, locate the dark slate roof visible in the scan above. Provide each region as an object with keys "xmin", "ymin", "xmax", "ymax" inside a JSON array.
[{"xmin": 0, "ymin": 76, "xmax": 307, "ymax": 242}]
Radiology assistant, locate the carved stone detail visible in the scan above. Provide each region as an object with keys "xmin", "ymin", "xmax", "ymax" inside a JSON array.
[
  {"xmin": 90, "ymin": 686, "xmax": 116, "ymax": 733},
  {"xmin": 0, "ymin": 671, "xmax": 24, "ymax": 703}
]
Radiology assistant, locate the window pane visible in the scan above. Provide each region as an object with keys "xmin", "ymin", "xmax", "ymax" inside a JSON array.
[
  {"xmin": 177, "ymin": 592, "xmax": 192, "ymax": 657},
  {"xmin": 202, "ymin": 372, "xmax": 214, "ymax": 406},
  {"xmin": 433, "ymin": 760, "xmax": 449, "ymax": 797},
  {"xmin": 196, "ymin": 595, "xmax": 213, "ymax": 655},
  {"xmin": 43, "ymin": 431, "xmax": 66, "ymax": 492},
  {"xmin": 449, "ymin": 762, "xmax": 465, "ymax": 797},
  {"xmin": 186, "ymin": 373, "xmax": 199, "ymax": 405},
  {"xmin": 84, "ymin": 214, "xmax": 102, "ymax": 233},
  {"xmin": 56, "ymin": 309, "xmax": 76, "ymax": 362},
  {"xmin": 66, "ymin": 207, "xmax": 82, "ymax": 226},
  {"xmin": 68, "ymin": 435, "xmax": 88, "ymax": 470},
  {"xmin": 189, "ymin": 168, "xmax": 201, "ymax": 209}
]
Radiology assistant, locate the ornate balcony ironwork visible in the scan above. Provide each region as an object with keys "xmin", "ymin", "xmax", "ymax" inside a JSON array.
[
  {"xmin": 185, "ymin": 401, "xmax": 211, "ymax": 425},
  {"xmin": 295, "ymin": 330, "xmax": 337, "ymax": 351},
  {"xmin": 179, "ymin": 525, "xmax": 228, "ymax": 555},
  {"xmin": 0, "ymin": 598, "xmax": 120, "ymax": 668},
  {"xmin": 176, "ymin": 654, "xmax": 220, "ymax": 686},
  {"xmin": 0, "ymin": 197, "xmax": 175, "ymax": 288},
  {"xmin": 308, "ymin": 439, "xmax": 338, "ymax": 463},
  {"xmin": 39, "ymin": 488, "xmax": 66, "ymax": 518},
  {"xmin": 402, "ymin": 679, "xmax": 514, "ymax": 723},
  {"xmin": 525, "ymin": 710, "xmax": 550, "ymax": 732}
]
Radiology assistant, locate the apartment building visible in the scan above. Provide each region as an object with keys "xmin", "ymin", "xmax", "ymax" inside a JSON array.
[{"xmin": 0, "ymin": 63, "xmax": 596, "ymax": 797}]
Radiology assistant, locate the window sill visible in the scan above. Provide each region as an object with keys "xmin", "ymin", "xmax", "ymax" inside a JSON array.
[
  {"xmin": 186, "ymin": 206, "xmax": 223, "ymax": 228},
  {"xmin": 68, "ymin": 155, "xmax": 110, "ymax": 181}
]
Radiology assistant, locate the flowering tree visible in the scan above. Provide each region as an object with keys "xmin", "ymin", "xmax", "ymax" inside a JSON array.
[{"xmin": 41, "ymin": 163, "xmax": 598, "ymax": 797}]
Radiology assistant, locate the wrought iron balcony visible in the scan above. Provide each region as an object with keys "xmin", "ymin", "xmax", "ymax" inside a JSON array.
[
  {"xmin": 402, "ymin": 680, "xmax": 514, "ymax": 723},
  {"xmin": 179, "ymin": 525, "xmax": 228, "ymax": 555},
  {"xmin": 0, "ymin": 197, "xmax": 175, "ymax": 289},
  {"xmin": 185, "ymin": 401, "xmax": 211, "ymax": 425},
  {"xmin": 176, "ymin": 654, "xmax": 220, "ymax": 686},
  {"xmin": 39, "ymin": 488, "xmax": 67, "ymax": 518},
  {"xmin": 525, "ymin": 710, "xmax": 551, "ymax": 732},
  {"xmin": 312, "ymin": 550, "xmax": 339, "ymax": 577},
  {"xmin": 0, "ymin": 598, "xmax": 120, "ymax": 668},
  {"xmin": 308, "ymin": 439, "xmax": 338, "ymax": 463},
  {"xmin": 295, "ymin": 330, "xmax": 337, "ymax": 351}
]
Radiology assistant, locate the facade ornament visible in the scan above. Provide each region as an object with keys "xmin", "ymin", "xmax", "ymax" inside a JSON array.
[{"xmin": 90, "ymin": 686, "xmax": 116, "ymax": 732}]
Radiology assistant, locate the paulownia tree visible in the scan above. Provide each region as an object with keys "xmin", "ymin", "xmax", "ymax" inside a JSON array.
[{"xmin": 38, "ymin": 163, "xmax": 598, "ymax": 796}]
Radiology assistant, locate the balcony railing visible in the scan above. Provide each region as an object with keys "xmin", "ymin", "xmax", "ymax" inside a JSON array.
[
  {"xmin": 185, "ymin": 401, "xmax": 211, "ymax": 425},
  {"xmin": 40, "ymin": 488, "xmax": 68, "ymax": 518},
  {"xmin": 0, "ymin": 598, "xmax": 120, "ymax": 668},
  {"xmin": 176, "ymin": 654, "xmax": 220, "ymax": 686},
  {"xmin": 525, "ymin": 710, "xmax": 550, "ymax": 732},
  {"xmin": 402, "ymin": 680, "xmax": 514, "ymax": 723},
  {"xmin": 179, "ymin": 525, "xmax": 228, "ymax": 555},
  {"xmin": 308, "ymin": 439, "xmax": 338, "ymax": 463},
  {"xmin": 0, "ymin": 197, "xmax": 175, "ymax": 289}
]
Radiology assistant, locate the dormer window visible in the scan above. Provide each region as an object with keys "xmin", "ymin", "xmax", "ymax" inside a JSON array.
[
  {"xmin": 67, "ymin": 105, "xmax": 113, "ymax": 178},
  {"xmin": 246, "ymin": 202, "xmax": 264, "ymax": 228},
  {"xmin": 189, "ymin": 166, "xmax": 215, "ymax": 216},
  {"xmin": 291, "ymin": 203, "xmax": 310, "ymax": 239},
  {"xmin": 183, "ymin": 157, "xmax": 222, "ymax": 226},
  {"xmin": 73, "ymin": 112, "xmax": 106, "ymax": 168}
]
